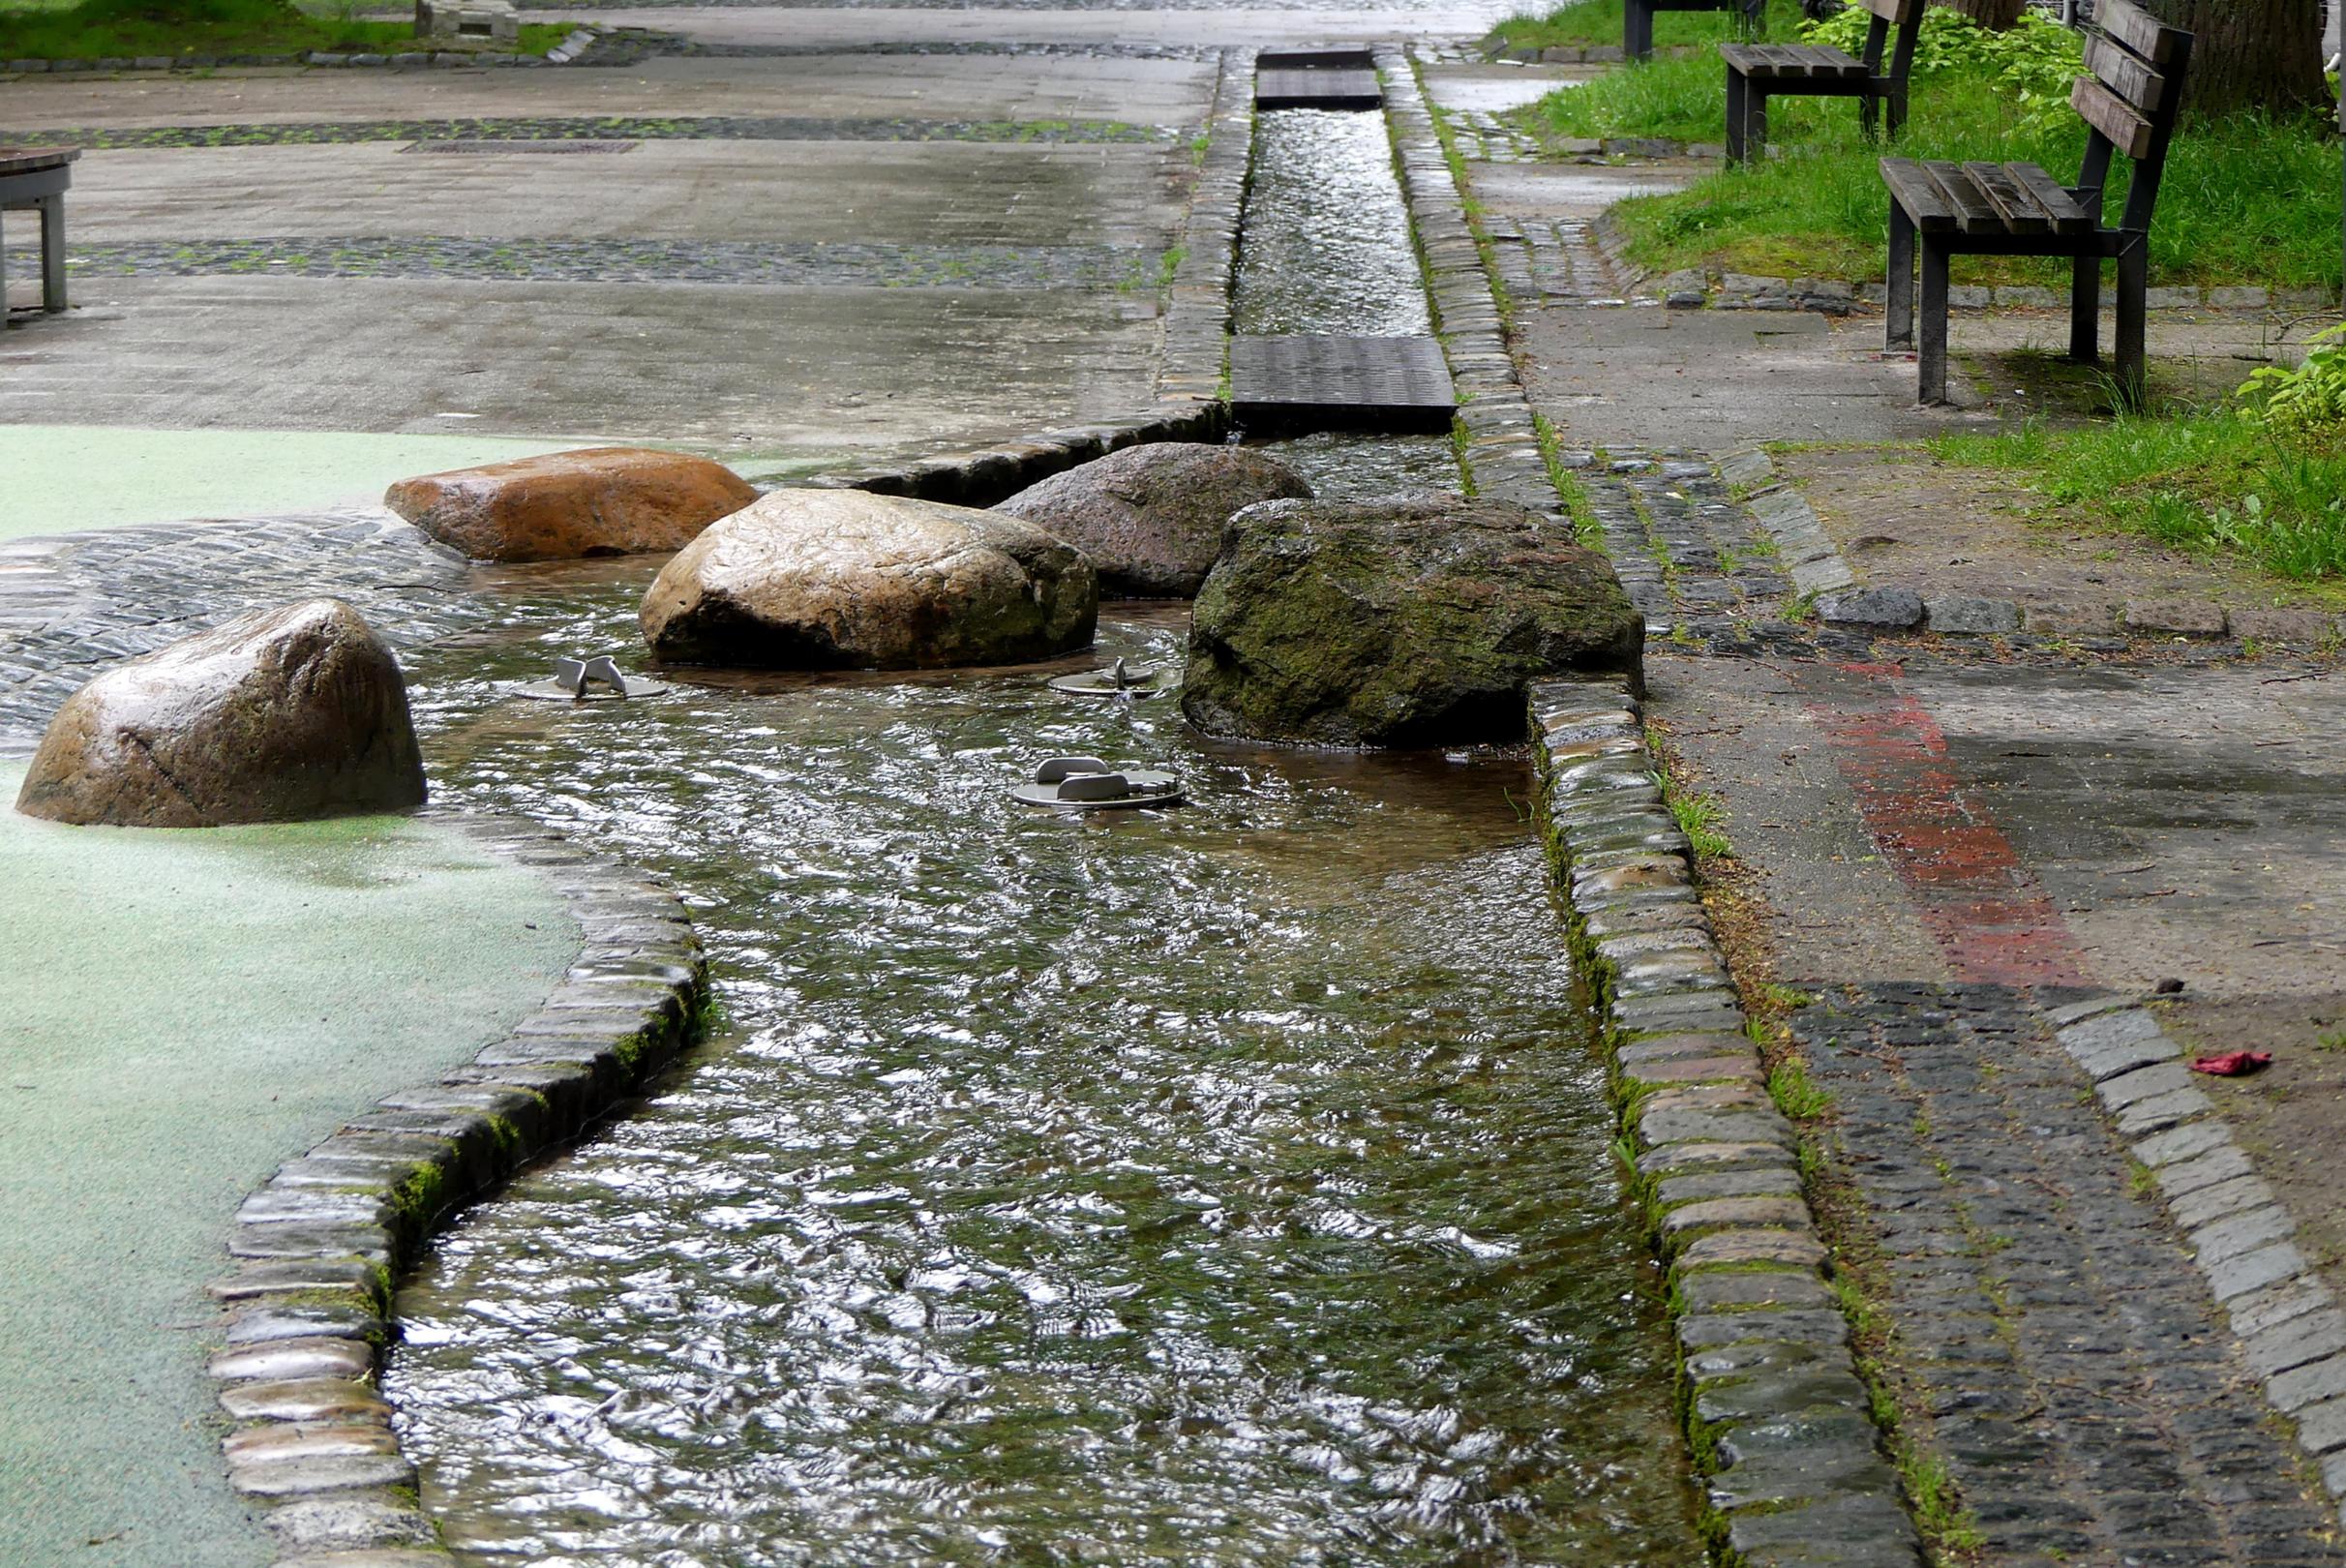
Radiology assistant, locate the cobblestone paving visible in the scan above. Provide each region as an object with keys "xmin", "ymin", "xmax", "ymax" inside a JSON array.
[
  {"xmin": 46, "ymin": 237, "xmax": 1158, "ymax": 290},
  {"xmin": 1796, "ymin": 984, "xmax": 2346, "ymax": 1568},
  {"xmin": 13, "ymin": 115, "xmax": 1174, "ymax": 151},
  {"xmin": 0, "ymin": 513, "xmax": 482, "ymax": 752},
  {"xmin": 1484, "ymin": 209, "xmax": 1639, "ymax": 308}
]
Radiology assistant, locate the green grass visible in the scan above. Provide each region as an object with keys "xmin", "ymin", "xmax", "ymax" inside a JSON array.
[
  {"xmin": 1518, "ymin": 23, "xmax": 2344, "ymax": 292},
  {"xmin": 1490, "ymin": 0, "xmax": 1803, "ymax": 53},
  {"xmin": 0, "ymin": 0, "xmax": 575, "ymax": 58},
  {"xmin": 1931, "ymin": 411, "xmax": 2346, "ymax": 581}
]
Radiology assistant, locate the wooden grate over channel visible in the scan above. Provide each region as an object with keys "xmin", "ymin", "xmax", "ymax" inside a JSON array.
[
  {"xmin": 1255, "ymin": 48, "xmax": 1382, "ymax": 110},
  {"xmin": 1227, "ymin": 334, "xmax": 1456, "ymax": 431}
]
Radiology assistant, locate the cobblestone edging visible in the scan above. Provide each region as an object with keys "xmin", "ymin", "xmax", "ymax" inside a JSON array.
[
  {"xmin": 1380, "ymin": 52, "xmax": 1569, "ymax": 520},
  {"xmin": 206, "ymin": 815, "xmax": 707, "ymax": 1566},
  {"xmin": 805, "ymin": 47, "xmax": 1246, "ymax": 510},
  {"xmin": 1, "ymin": 26, "xmax": 599, "ymax": 75},
  {"xmin": 2048, "ymin": 997, "xmax": 2346, "ymax": 1529},
  {"xmin": 1530, "ymin": 679, "xmax": 1923, "ymax": 1568},
  {"xmin": 1652, "ymin": 260, "xmax": 2340, "ymax": 317}
]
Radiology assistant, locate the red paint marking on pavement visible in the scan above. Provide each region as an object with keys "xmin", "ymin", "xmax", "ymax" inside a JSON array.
[{"xmin": 1799, "ymin": 661, "xmax": 2088, "ymax": 988}]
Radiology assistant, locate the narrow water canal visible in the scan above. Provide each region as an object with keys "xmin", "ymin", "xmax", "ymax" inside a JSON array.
[{"xmin": 385, "ymin": 573, "xmax": 1703, "ymax": 1564}]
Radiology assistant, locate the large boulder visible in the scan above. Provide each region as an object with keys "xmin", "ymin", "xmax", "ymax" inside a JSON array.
[
  {"xmin": 385, "ymin": 446, "xmax": 757, "ymax": 562},
  {"xmin": 995, "ymin": 442, "xmax": 1313, "ymax": 596},
  {"xmin": 15, "ymin": 599, "xmax": 427, "ymax": 828},
  {"xmin": 640, "ymin": 489, "xmax": 1098, "ymax": 670},
  {"xmin": 1182, "ymin": 496, "xmax": 1643, "ymax": 747}
]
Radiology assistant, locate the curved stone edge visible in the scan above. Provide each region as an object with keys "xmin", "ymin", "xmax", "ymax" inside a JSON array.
[
  {"xmin": 202, "ymin": 810, "xmax": 707, "ymax": 1566},
  {"xmin": 797, "ymin": 46, "xmax": 1248, "ymax": 515},
  {"xmin": 2044, "ymin": 997, "xmax": 2346, "ymax": 1530},
  {"xmin": 1530, "ymin": 686, "xmax": 1925, "ymax": 1568}
]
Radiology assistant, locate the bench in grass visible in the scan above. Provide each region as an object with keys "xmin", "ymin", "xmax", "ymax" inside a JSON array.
[
  {"xmin": 1880, "ymin": 0, "xmax": 2191, "ymax": 407},
  {"xmin": 1724, "ymin": 0, "xmax": 1923, "ymax": 165}
]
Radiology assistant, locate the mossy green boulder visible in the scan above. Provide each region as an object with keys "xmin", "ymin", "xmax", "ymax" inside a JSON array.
[{"xmin": 1182, "ymin": 496, "xmax": 1643, "ymax": 746}]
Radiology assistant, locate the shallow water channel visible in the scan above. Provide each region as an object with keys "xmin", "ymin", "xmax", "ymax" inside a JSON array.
[{"xmin": 384, "ymin": 568, "xmax": 1703, "ymax": 1566}]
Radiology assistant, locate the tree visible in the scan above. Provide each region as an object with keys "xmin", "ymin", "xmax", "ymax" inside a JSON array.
[
  {"xmin": 1939, "ymin": 0, "xmax": 2025, "ymax": 27},
  {"xmin": 2135, "ymin": 0, "xmax": 2330, "ymax": 119}
]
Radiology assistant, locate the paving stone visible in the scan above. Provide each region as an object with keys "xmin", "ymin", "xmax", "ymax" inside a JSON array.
[
  {"xmin": 272, "ymin": 1552, "xmax": 454, "ymax": 1568},
  {"xmin": 2269, "ymin": 1354, "xmax": 2346, "ymax": 1414},
  {"xmin": 2244, "ymin": 1311, "xmax": 2346, "ymax": 1380},
  {"xmin": 1639, "ymin": 1107, "xmax": 1793, "ymax": 1149},
  {"xmin": 2211, "ymin": 1242, "xmax": 2311, "ymax": 1304},
  {"xmin": 2096, "ymin": 1059, "xmax": 2195, "ymax": 1109},
  {"xmin": 2231, "ymin": 1275, "xmax": 2339, "ymax": 1339},
  {"xmin": 227, "ymin": 1451, "xmax": 416, "ymax": 1498},
  {"xmin": 1637, "ymin": 1140, "xmax": 1798, "ymax": 1178},
  {"xmin": 1922, "ymin": 594, "xmax": 2023, "ymax": 635},
  {"xmin": 2158, "ymin": 1144, "xmax": 2257, "ymax": 1198},
  {"xmin": 1660, "ymin": 1196, "xmax": 1811, "ymax": 1236},
  {"xmin": 1816, "ymin": 588, "xmax": 1925, "ymax": 629},
  {"xmin": 1679, "ymin": 1309, "xmax": 1849, "ymax": 1350},
  {"xmin": 2170, "ymin": 1174, "xmax": 2276, "ymax": 1230},
  {"xmin": 1721, "ymin": 1488, "xmax": 1923, "ymax": 1566},
  {"xmin": 218, "ymin": 1377, "xmax": 392, "ymax": 1424},
  {"xmin": 1621, "ymin": 1054, "xmax": 1761, "ymax": 1086},
  {"xmin": 1679, "ymin": 1266, "xmax": 1833, "ymax": 1312},
  {"xmin": 208, "ymin": 1258, "xmax": 385, "ymax": 1302},
  {"xmin": 1676, "ymin": 1228, "xmax": 1828, "ymax": 1271},
  {"xmin": 2191, "ymin": 1205, "xmax": 2298, "ymax": 1269},
  {"xmin": 259, "ymin": 1490, "xmax": 439, "ymax": 1553},
  {"xmin": 209, "ymin": 1336, "xmax": 376, "ymax": 1385},
  {"xmin": 2115, "ymin": 1086, "xmax": 2213, "ymax": 1136}
]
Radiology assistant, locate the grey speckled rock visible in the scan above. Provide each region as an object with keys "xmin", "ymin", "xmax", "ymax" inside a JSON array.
[
  {"xmin": 15, "ymin": 599, "xmax": 425, "ymax": 828},
  {"xmin": 1183, "ymin": 496, "xmax": 1643, "ymax": 746},
  {"xmin": 1816, "ymin": 587, "xmax": 1925, "ymax": 629},
  {"xmin": 640, "ymin": 489, "xmax": 1097, "ymax": 670},
  {"xmin": 995, "ymin": 442, "xmax": 1311, "ymax": 596}
]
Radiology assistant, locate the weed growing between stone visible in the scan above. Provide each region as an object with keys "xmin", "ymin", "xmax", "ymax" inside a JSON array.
[{"xmin": 1513, "ymin": 9, "xmax": 2344, "ymax": 293}]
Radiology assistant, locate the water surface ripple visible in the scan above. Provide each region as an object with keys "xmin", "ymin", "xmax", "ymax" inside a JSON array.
[{"xmin": 387, "ymin": 586, "xmax": 1701, "ymax": 1566}]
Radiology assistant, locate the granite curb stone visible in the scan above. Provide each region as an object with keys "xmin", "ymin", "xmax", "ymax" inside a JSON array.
[
  {"xmin": 205, "ymin": 814, "xmax": 707, "ymax": 1565},
  {"xmin": 1527, "ymin": 678, "xmax": 1922, "ymax": 1568}
]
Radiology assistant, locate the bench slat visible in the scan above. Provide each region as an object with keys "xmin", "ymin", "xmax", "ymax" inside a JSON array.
[
  {"xmin": 2006, "ymin": 162, "xmax": 2098, "ymax": 233},
  {"xmin": 2085, "ymin": 33, "xmax": 2171, "ymax": 115},
  {"xmin": 1880, "ymin": 157, "xmax": 1957, "ymax": 232},
  {"xmin": 2071, "ymin": 75, "xmax": 2155, "ymax": 160},
  {"xmin": 2094, "ymin": 0, "xmax": 2184, "ymax": 68},
  {"xmin": 1961, "ymin": 161, "xmax": 2052, "ymax": 234},
  {"xmin": 1919, "ymin": 160, "xmax": 2008, "ymax": 235}
]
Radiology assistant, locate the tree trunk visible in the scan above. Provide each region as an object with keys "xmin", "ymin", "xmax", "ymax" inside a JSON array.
[
  {"xmin": 1938, "ymin": 0, "xmax": 2025, "ymax": 27},
  {"xmin": 2135, "ymin": 0, "xmax": 2329, "ymax": 119}
]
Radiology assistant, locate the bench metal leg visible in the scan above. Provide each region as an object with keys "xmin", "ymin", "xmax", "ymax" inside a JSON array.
[
  {"xmin": 1626, "ymin": 0, "xmax": 1654, "ymax": 61},
  {"xmin": 1726, "ymin": 70, "xmax": 1747, "ymax": 164},
  {"xmin": 1918, "ymin": 238, "xmax": 1950, "ymax": 406},
  {"xmin": 2068, "ymin": 254, "xmax": 2099, "ymax": 363},
  {"xmin": 1743, "ymin": 88, "xmax": 1768, "ymax": 165},
  {"xmin": 38, "ymin": 196, "xmax": 66, "ymax": 314},
  {"xmin": 1885, "ymin": 203, "xmax": 1915, "ymax": 348},
  {"xmin": 2114, "ymin": 238, "xmax": 2148, "ymax": 410}
]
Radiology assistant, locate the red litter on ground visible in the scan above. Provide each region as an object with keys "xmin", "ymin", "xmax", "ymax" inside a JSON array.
[{"xmin": 2189, "ymin": 1051, "xmax": 2272, "ymax": 1077}]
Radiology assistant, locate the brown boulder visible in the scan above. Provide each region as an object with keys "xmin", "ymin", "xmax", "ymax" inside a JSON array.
[
  {"xmin": 385, "ymin": 446, "xmax": 757, "ymax": 562},
  {"xmin": 641, "ymin": 489, "xmax": 1097, "ymax": 670},
  {"xmin": 995, "ymin": 442, "xmax": 1313, "ymax": 596},
  {"xmin": 15, "ymin": 599, "xmax": 428, "ymax": 828}
]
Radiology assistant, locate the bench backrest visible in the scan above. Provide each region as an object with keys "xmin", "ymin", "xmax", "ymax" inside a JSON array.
[
  {"xmin": 1853, "ymin": 0, "xmax": 1925, "ymax": 82},
  {"xmin": 2069, "ymin": 0, "xmax": 2193, "ymax": 233}
]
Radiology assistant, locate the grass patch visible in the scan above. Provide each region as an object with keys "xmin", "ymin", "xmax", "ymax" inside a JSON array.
[
  {"xmin": 0, "ymin": 0, "xmax": 575, "ymax": 58},
  {"xmin": 1930, "ymin": 411, "xmax": 2346, "ymax": 581},
  {"xmin": 1490, "ymin": 0, "xmax": 1798, "ymax": 54},
  {"xmin": 1517, "ymin": 10, "xmax": 2343, "ymax": 293}
]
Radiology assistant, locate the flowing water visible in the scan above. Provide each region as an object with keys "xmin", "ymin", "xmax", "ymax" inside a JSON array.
[
  {"xmin": 384, "ymin": 576, "xmax": 1703, "ymax": 1566},
  {"xmin": 1232, "ymin": 109, "xmax": 1431, "ymax": 339}
]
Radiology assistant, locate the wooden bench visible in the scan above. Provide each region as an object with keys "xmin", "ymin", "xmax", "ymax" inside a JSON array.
[
  {"xmin": 1880, "ymin": 0, "xmax": 2191, "ymax": 407},
  {"xmin": 1625, "ymin": 0, "xmax": 1764, "ymax": 64},
  {"xmin": 0, "ymin": 147, "xmax": 79, "ymax": 319},
  {"xmin": 1724, "ymin": 0, "xmax": 1923, "ymax": 165}
]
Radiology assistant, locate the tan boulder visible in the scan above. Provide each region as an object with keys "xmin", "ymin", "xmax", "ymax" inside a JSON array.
[
  {"xmin": 385, "ymin": 446, "xmax": 757, "ymax": 562},
  {"xmin": 640, "ymin": 489, "xmax": 1098, "ymax": 670},
  {"xmin": 15, "ymin": 599, "xmax": 427, "ymax": 828}
]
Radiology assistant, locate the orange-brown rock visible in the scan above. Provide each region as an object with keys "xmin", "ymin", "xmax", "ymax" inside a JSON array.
[
  {"xmin": 385, "ymin": 447, "xmax": 757, "ymax": 562},
  {"xmin": 15, "ymin": 599, "xmax": 427, "ymax": 828}
]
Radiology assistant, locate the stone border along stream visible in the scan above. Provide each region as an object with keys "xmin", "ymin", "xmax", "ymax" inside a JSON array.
[
  {"xmin": 2046, "ymin": 998, "xmax": 2346, "ymax": 1529},
  {"xmin": 1386, "ymin": 48, "xmax": 1926, "ymax": 1568},
  {"xmin": 804, "ymin": 46, "xmax": 1249, "ymax": 510},
  {"xmin": 207, "ymin": 814, "xmax": 707, "ymax": 1566}
]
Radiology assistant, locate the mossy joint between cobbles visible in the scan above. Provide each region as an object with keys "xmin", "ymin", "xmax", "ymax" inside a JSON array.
[{"xmin": 206, "ymin": 814, "xmax": 709, "ymax": 1565}]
